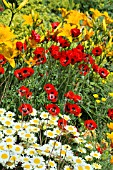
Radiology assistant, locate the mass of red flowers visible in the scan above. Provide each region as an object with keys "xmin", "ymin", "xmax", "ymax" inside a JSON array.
[
  {"xmin": 14, "ymin": 67, "xmax": 34, "ymax": 80},
  {"xmin": 45, "ymin": 103, "xmax": 60, "ymax": 116},
  {"xmin": 108, "ymin": 109, "xmax": 113, "ymax": 120},
  {"xmin": 18, "ymin": 86, "xmax": 32, "ymax": 99},
  {"xmin": 18, "ymin": 103, "xmax": 33, "ymax": 116}
]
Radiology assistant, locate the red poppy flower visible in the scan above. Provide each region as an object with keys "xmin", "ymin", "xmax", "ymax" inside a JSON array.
[
  {"xmin": 44, "ymin": 83, "xmax": 55, "ymax": 93},
  {"xmin": 34, "ymin": 55, "xmax": 47, "ymax": 65},
  {"xmin": 33, "ymin": 47, "xmax": 45, "ymax": 57},
  {"xmin": 45, "ymin": 104, "xmax": 60, "ymax": 116},
  {"xmin": 60, "ymin": 51, "xmax": 71, "ymax": 66},
  {"xmin": 72, "ymin": 48, "xmax": 83, "ymax": 63},
  {"xmin": 14, "ymin": 69, "xmax": 24, "ymax": 80},
  {"xmin": 0, "ymin": 54, "xmax": 7, "ymax": 65},
  {"xmin": 51, "ymin": 22, "xmax": 60, "ymax": 29},
  {"xmin": 47, "ymin": 89, "xmax": 58, "ymax": 102},
  {"xmin": 58, "ymin": 118, "xmax": 67, "ymax": 129},
  {"xmin": 49, "ymin": 45, "xmax": 60, "ymax": 60},
  {"xmin": 18, "ymin": 103, "xmax": 33, "ymax": 116},
  {"xmin": 18, "ymin": 86, "xmax": 29, "ymax": 97},
  {"xmin": 0, "ymin": 67, "xmax": 5, "ymax": 74},
  {"xmin": 78, "ymin": 64, "xmax": 90, "ymax": 76},
  {"xmin": 65, "ymin": 102, "xmax": 71, "ymax": 113},
  {"xmin": 21, "ymin": 67, "xmax": 34, "ymax": 78},
  {"xmin": 69, "ymin": 104, "xmax": 81, "ymax": 116},
  {"xmin": 98, "ymin": 67, "xmax": 109, "ymax": 78},
  {"xmin": 84, "ymin": 120, "xmax": 97, "ymax": 130},
  {"xmin": 92, "ymin": 63, "xmax": 100, "ymax": 73},
  {"xmin": 71, "ymin": 28, "xmax": 81, "ymax": 37},
  {"xmin": 57, "ymin": 37, "xmax": 70, "ymax": 48},
  {"xmin": 30, "ymin": 30, "xmax": 40, "ymax": 43},
  {"xmin": 16, "ymin": 41, "xmax": 27, "ymax": 51},
  {"xmin": 64, "ymin": 91, "xmax": 75, "ymax": 100},
  {"xmin": 76, "ymin": 44, "xmax": 84, "ymax": 52},
  {"xmin": 92, "ymin": 47, "xmax": 102, "ymax": 56},
  {"xmin": 108, "ymin": 109, "xmax": 113, "ymax": 120},
  {"xmin": 26, "ymin": 91, "xmax": 32, "ymax": 99},
  {"xmin": 73, "ymin": 95, "xmax": 82, "ymax": 102}
]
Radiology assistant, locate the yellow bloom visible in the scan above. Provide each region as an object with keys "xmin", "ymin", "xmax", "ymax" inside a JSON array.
[
  {"xmin": 82, "ymin": 14, "xmax": 93, "ymax": 27},
  {"xmin": 24, "ymin": 57, "xmax": 36, "ymax": 67},
  {"xmin": 93, "ymin": 94, "xmax": 99, "ymax": 98},
  {"xmin": 57, "ymin": 23, "xmax": 75, "ymax": 42},
  {"xmin": 0, "ymin": 25, "xmax": 15, "ymax": 45},
  {"xmin": 108, "ymin": 93, "xmax": 113, "ymax": 97},
  {"xmin": 102, "ymin": 11, "xmax": 113, "ymax": 24},
  {"xmin": 107, "ymin": 132, "xmax": 113, "ymax": 140},
  {"xmin": 59, "ymin": 8, "xmax": 70, "ymax": 18},
  {"xmin": 0, "ymin": 42, "xmax": 18, "ymax": 68},
  {"xmin": 96, "ymin": 100, "xmax": 100, "ymax": 104},
  {"xmin": 90, "ymin": 8, "xmax": 103, "ymax": 20},
  {"xmin": 110, "ymin": 156, "xmax": 113, "ymax": 164},
  {"xmin": 101, "ymin": 98, "xmax": 106, "ymax": 102},
  {"xmin": 84, "ymin": 28, "xmax": 94, "ymax": 40},
  {"xmin": 65, "ymin": 10, "xmax": 84, "ymax": 26},
  {"xmin": 107, "ymin": 123, "xmax": 113, "ymax": 131},
  {"xmin": 22, "ymin": 13, "xmax": 38, "ymax": 26}
]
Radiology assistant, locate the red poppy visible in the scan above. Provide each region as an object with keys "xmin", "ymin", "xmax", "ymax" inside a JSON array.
[
  {"xmin": 14, "ymin": 69, "xmax": 24, "ymax": 80},
  {"xmin": 73, "ymin": 95, "xmax": 82, "ymax": 103},
  {"xmin": 18, "ymin": 86, "xmax": 29, "ymax": 97},
  {"xmin": 84, "ymin": 120, "xmax": 97, "ymax": 130},
  {"xmin": 47, "ymin": 89, "xmax": 58, "ymax": 102},
  {"xmin": 92, "ymin": 47, "xmax": 102, "ymax": 56},
  {"xmin": 72, "ymin": 48, "xmax": 83, "ymax": 63},
  {"xmin": 108, "ymin": 109, "xmax": 113, "ymax": 120},
  {"xmin": 0, "ymin": 67, "xmax": 4, "ymax": 74},
  {"xmin": 83, "ymin": 54, "xmax": 95, "ymax": 65},
  {"xmin": 65, "ymin": 102, "xmax": 71, "ymax": 113},
  {"xmin": 71, "ymin": 28, "xmax": 81, "ymax": 37},
  {"xmin": 60, "ymin": 51, "xmax": 71, "ymax": 66},
  {"xmin": 76, "ymin": 44, "xmax": 84, "ymax": 52},
  {"xmin": 44, "ymin": 83, "xmax": 55, "ymax": 93},
  {"xmin": 33, "ymin": 47, "xmax": 45, "ymax": 57},
  {"xmin": 58, "ymin": 118, "xmax": 67, "ymax": 129},
  {"xmin": 51, "ymin": 22, "xmax": 60, "ymax": 29},
  {"xmin": 78, "ymin": 64, "xmax": 90, "ymax": 76},
  {"xmin": 16, "ymin": 41, "xmax": 27, "ymax": 51},
  {"xmin": 49, "ymin": 45, "xmax": 60, "ymax": 60},
  {"xmin": 26, "ymin": 91, "xmax": 32, "ymax": 99},
  {"xmin": 69, "ymin": 104, "xmax": 81, "ymax": 116},
  {"xmin": 0, "ymin": 54, "xmax": 7, "ymax": 65},
  {"xmin": 98, "ymin": 67, "xmax": 109, "ymax": 78},
  {"xmin": 64, "ymin": 91, "xmax": 75, "ymax": 100},
  {"xmin": 30, "ymin": 30, "xmax": 40, "ymax": 43},
  {"xmin": 18, "ymin": 103, "xmax": 33, "ymax": 116},
  {"xmin": 92, "ymin": 63, "xmax": 100, "ymax": 73},
  {"xmin": 34, "ymin": 55, "xmax": 47, "ymax": 65},
  {"xmin": 45, "ymin": 104, "xmax": 60, "ymax": 116},
  {"xmin": 57, "ymin": 36, "xmax": 70, "ymax": 48}
]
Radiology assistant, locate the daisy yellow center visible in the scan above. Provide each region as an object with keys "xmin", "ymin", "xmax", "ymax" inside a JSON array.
[
  {"xmin": 6, "ymin": 129, "xmax": 12, "ymax": 134},
  {"xmin": 5, "ymin": 121, "xmax": 11, "ymax": 126},
  {"xmin": 10, "ymin": 156, "xmax": 16, "ymax": 161},
  {"xmin": 15, "ymin": 147, "xmax": 21, "ymax": 152},
  {"xmin": 33, "ymin": 120, "xmax": 38, "ymax": 123},
  {"xmin": 56, "ymin": 129, "xmax": 60, "ymax": 134},
  {"xmin": 30, "ymin": 151, "xmax": 35, "ymax": 154},
  {"xmin": 45, "ymin": 149, "xmax": 50, "ymax": 153},
  {"xmin": 6, "ymin": 138, "xmax": 12, "ymax": 142},
  {"xmin": 43, "ymin": 114, "xmax": 48, "ymax": 117},
  {"xmin": 68, "ymin": 127, "xmax": 73, "ymax": 130},
  {"xmin": 24, "ymin": 158, "xmax": 29, "ymax": 162},
  {"xmin": 25, "ymin": 134, "xmax": 31, "ymax": 138},
  {"xmin": 6, "ymin": 162, "xmax": 13, "ymax": 166},
  {"xmin": 48, "ymin": 132, "xmax": 53, "ymax": 136},
  {"xmin": 94, "ymin": 153, "xmax": 98, "ymax": 157},
  {"xmin": 85, "ymin": 165, "xmax": 90, "ymax": 170},
  {"xmin": 15, "ymin": 125, "xmax": 21, "ymax": 129},
  {"xmin": 0, "ymin": 111, "xmax": 4, "ymax": 114},
  {"xmin": 0, "ymin": 146, "xmax": 4, "ymax": 150},
  {"xmin": 66, "ymin": 167, "xmax": 71, "ymax": 170},
  {"xmin": 61, "ymin": 150, "xmax": 66, "ymax": 155},
  {"xmin": 34, "ymin": 158, "xmax": 40, "ymax": 164},
  {"xmin": 7, "ymin": 145, "xmax": 13, "ymax": 149},
  {"xmin": 78, "ymin": 166, "xmax": 83, "ymax": 170},
  {"xmin": 1, "ymin": 153, "xmax": 8, "ymax": 159},
  {"xmin": 49, "ymin": 161, "xmax": 54, "ymax": 167},
  {"xmin": 24, "ymin": 165, "xmax": 31, "ymax": 169},
  {"xmin": 76, "ymin": 159, "xmax": 82, "ymax": 163}
]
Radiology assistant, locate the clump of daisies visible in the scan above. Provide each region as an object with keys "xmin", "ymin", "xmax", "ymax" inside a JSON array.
[{"xmin": 0, "ymin": 108, "xmax": 104, "ymax": 170}]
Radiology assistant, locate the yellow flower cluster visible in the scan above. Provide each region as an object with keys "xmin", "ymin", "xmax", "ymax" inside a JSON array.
[{"xmin": 107, "ymin": 122, "xmax": 113, "ymax": 164}]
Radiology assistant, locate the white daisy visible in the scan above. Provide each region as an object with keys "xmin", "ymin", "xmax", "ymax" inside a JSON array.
[
  {"xmin": 6, "ymin": 111, "xmax": 15, "ymax": 118},
  {"xmin": 12, "ymin": 144, "xmax": 23, "ymax": 154},
  {"xmin": 0, "ymin": 108, "xmax": 6, "ymax": 115},
  {"xmin": 22, "ymin": 162, "xmax": 32, "ymax": 170},
  {"xmin": 0, "ymin": 150, "xmax": 10, "ymax": 163},
  {"xmin": 31, "ymin": 156, "xmax": 44, "ymax": 166},
  {"xmin": 3, "ymin": 128, "xmax": 15, "ymax": 135},
  {"xmin": 85, "ymin": 155, "xmax": 93, "ymax": 161},
  {"xmin": 90, "ymin": 151, "xmax": 101, "ymax": 159},
  {"xmin": 92, "ymin": 163, "xmax": 102, "ymax": 169},
  {"xmin": 40, "ymin": 112, "xmax": 49, "ymax": 119},
  {"xmin": 44, "ymin": 130, "xmax": 56, "ymax": 138},
  {"xmin": 30, "ymin": 108, "xmax": 37, "ymax": 116},
  {"xmin": 77, "ymin": 147, "xmax": 86, "ymax": 153},
  {"xmin": 30, "ymin": 118, "xmax": 39, "ymax": 125}
]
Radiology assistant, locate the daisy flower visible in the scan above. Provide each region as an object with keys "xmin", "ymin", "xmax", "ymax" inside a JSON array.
[{"xmin": 90, "ymin": 151, "xmax": 101, "ymax": 159}]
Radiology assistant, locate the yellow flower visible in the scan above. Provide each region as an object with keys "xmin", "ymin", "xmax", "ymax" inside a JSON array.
[
  {"xmin": 65, "ymin": 10, "xmax": 84, "ymax": 26},
  {"xmin": 24, "ymin": 57, "xmax": 36, "ymax": 67},
  {"xmin": 102, "ymin": 11, "xmax": 113, "ymax": 24},
  {"xmin": 57, "ymin": 23, "xmax": 75, "ymax": 42},
  {"xmin": 0, "ymin": 42, "xmax": 18, "ymax": 68},
  {"xmin": 96, "ymin": 100, "xmax": 100, "ymax": 104},
  {"xmin": 0, "ymin": 25, "xmax": 15, "ymax": 45},
  {"xmin": 107, "ymin": 123, "xmax": 113, "ymax": 131},
  {"xmin": 84, "ymin": 28, "xmax": 94, "ymax": 40},
  {"xmin": 22, "ymin": 13, "xmax": 38, "ymax": 26},
  {"xmin": 107, "ymin": 132, "xmax": 113, "ymax": 140},
  {"xmin": 58, "ymin": 8, "xmax": 70, "ymax": 18},
  {"xmin": 108, "ymin": 93, "xmax": 113, "ymax": 97},
  {"xmin": 93, "ymin": 94, "xmax": 99, "ymax": 98},
  {"xmin": 110, "ymin": 156, "xmax": 113, "ymax": 164},
  {"xmin": 90, "ymin": 8, "xmax": 103, "ymax": 20},
  {"xmin": 101, "ymin": 98, "xmax": 106, "ymax": 102},
  {"xmin": 82, "ymin": 14, "xmax": 93, "ymax": 27}
]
